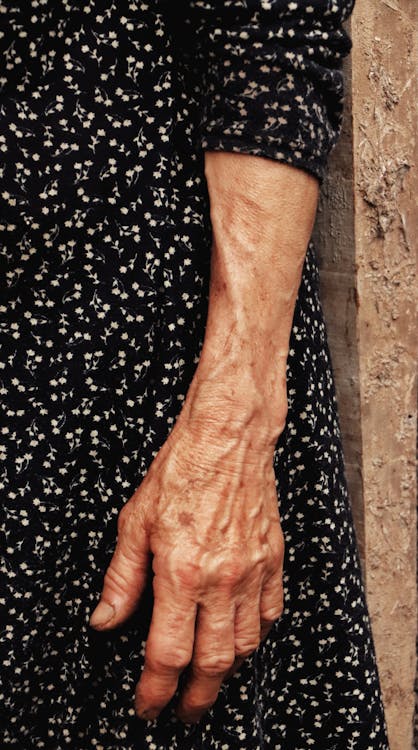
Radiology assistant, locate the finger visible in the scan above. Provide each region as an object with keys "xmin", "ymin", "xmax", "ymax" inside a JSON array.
[
  {"xmin": 259, "ymin": 568, "xmax": 284, "ymax": 642},
  {"xmin": 234, "ymin": 585, "xmax": 262, "ymax": 658},
  {"xmin": 222, "ymin": 585, "xmax": 262, "ymax": 682},
  {"xmin": 135, "ymin": 576, "xmax": 197, "ymax": 721},
  {"xmin": 89, "ymin": 505, "xmax": 150, "ymax": 630},
  {"xmin": 175, "ymin": 597, "xmax": 236, "ymax": 724},
  {"xmin": 224, "ymin": 571, "xmax": 284, "ymax": 682}
]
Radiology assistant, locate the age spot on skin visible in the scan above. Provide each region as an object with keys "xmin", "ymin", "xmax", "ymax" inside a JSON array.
[{"xmin": 177, "ymin": 511, "xmax": 195, "ymax": 528}]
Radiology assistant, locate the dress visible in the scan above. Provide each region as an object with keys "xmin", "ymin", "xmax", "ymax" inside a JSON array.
[{"xmin": 0, "ymin": 2, "xmax": 390, "ymax": 749}]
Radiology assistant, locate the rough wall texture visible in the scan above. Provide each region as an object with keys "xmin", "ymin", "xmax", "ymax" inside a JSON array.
[{"xmin": 313, "ymin": 2, "xmax": 417, "ymax": 749}]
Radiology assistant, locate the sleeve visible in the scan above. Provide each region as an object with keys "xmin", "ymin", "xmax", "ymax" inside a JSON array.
[{"xmin": 185, "ymin": 0, "xmax": 356, "ymax": 185}]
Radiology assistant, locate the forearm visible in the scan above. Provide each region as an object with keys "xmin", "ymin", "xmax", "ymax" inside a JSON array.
[{"xmin": 180, "ymin": 151, "xmax": 319, "ymax": 450}]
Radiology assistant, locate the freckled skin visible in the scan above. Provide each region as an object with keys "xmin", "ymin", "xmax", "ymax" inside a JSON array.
[
  {"xmin": 90, "ymin": 151, "xmax": 319, "ymax": 725},
  {"xmin": 177, "ymin": 511, "xmax": 195, "ymax": 528}
]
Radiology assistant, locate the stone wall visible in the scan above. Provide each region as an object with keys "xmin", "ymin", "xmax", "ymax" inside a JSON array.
[{"xmin": 312, "ymin": 2, "xmax": 418, "ymax": 748}]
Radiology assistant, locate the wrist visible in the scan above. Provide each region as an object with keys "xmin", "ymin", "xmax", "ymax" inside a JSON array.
[{"xmin": 178, "ymin": 367, "xmax": 288, "ymax": 452}]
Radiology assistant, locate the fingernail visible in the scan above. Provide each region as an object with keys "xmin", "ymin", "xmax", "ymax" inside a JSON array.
[
  {"xmin": 176, "ymin": 709, "xmax": 201, "ymax": 725},
  {"xmin": 89, "ymin": 601, "xmax": 115, "ymax": 628},
  {"xmin": 136, "ymin": 705, "xmax": 159, "ymax": 721}
]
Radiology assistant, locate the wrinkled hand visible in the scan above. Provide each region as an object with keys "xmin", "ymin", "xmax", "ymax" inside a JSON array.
[{"xmin": 89, "ymin": 409, "xmax": 285, "ymax": 724}]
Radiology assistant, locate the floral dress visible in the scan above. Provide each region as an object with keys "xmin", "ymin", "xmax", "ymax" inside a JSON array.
[{"xmin": 0, "ymin": 1, "xmax": 390, "ymax": 748}]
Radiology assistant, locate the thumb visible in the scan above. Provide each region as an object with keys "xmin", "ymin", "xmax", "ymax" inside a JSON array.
[{"xmin": 89, "ymin": 506, "xmax": 150, "ymax": 630}]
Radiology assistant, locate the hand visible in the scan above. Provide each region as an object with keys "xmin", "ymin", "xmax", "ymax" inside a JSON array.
[{"xmin": 89, "ymin": 406, "xmax": 285, "ymax": 724}]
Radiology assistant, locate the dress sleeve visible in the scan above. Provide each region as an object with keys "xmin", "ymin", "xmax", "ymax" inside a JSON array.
[{"xmin": 184, "ymin": 0, "xmax": 356, "ymax": 185}]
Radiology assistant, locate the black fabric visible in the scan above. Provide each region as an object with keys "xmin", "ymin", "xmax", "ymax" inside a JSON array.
[
  {"xmin": 176, "ymin": 0, "xmax": 355, "ymax": 183},
  {"xmin": 0, "ymin": 2, "xmax": 389, "ymax": 748}
]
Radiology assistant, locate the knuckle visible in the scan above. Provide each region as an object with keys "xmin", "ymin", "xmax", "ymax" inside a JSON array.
[
  {"xmin": 118, "ymin": 500, "xmax": 146, "ymax": 539},
  {"xmin": 195, "ymin": 653, "xmax": 235, "ymax": 677},
  {"xmin": 261, "ymin": 604, "xmax": 284, "ymax": 624},
  {"xmin": 117, "ymin": 502, "xmax": 132, "ymax": 529},
  {"xmin": 267, "ymin": 550, "xmax": 284, "ymax": 574},
  {"xmin": 102, "ymin": 564, "xmax": 131, "ymax": 596},
  {"xmin": 234, "ymin": 639, "xmax": 260, "ymax": 658},
  {"xmin": 162, "ymin": 552, "xmax": 202, "ymax": 592},
  {"xmin": 117, "ymin": 511, "xmax": 141, "ymax": 545},
  {"xmin": 173, "ymin": 563, "xmax": 201, "ymax": 592},
  {"xmin": 218, "ymin": 559, "xmax": 246, "ymax": 589},
  {"xmin": 146, "ymin": 649, "xmax": 190, "ymax": 673}
]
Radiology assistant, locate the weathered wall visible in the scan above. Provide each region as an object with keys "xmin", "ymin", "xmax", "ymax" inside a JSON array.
[{"xmin": 313, "ymin": 2, "xmax": 417, "ymax": 749}]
